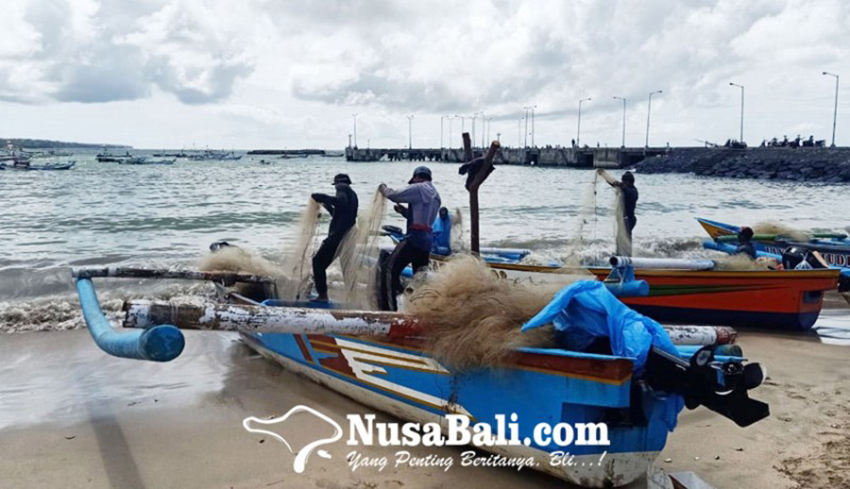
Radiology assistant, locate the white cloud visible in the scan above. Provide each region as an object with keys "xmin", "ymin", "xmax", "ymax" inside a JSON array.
[{"xmin": 0, "ymin": 0, "xmax": 847, "ymax": 148}]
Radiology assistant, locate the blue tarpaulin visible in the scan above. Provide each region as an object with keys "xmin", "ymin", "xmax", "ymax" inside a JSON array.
[
  {"xmin": 522, "ymin": 280, "xmax": 684, "ymax": 430},
  {"xmin": 522, "ymin": 280, "xmax": 679, "ymax": 370}
]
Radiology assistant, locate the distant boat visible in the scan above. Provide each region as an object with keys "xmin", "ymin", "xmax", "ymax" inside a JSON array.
[
  {"xmin": 119, "ymin": 157, "xmax": 175, "ymax": 166},
  {"xmin": 96, "ymin": 147, "xmax": 132, "ymax": 163},
  {"xmin": 187, "ymin": 150, "xmax": 242, "ymax": 161},
  {"xmin": 0, "ymin": 159, "xmax": 76, "ymax": 171}
]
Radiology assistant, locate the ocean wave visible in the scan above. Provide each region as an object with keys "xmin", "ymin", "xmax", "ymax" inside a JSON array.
[{"xmin": 0, "ymin": 282, "xmax": 215, "ymax": 334}]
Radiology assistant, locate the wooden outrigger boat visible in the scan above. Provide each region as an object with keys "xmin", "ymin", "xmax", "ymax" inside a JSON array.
[
  {"xmin": 388, "ymin": 232, "xmax": 840, "ymax": 330},
  {"xmin": 72, "ymin": 266, "xmax": 768, "ymax": 488},
  {"xmin": 698, "ymin": 217, "xmax": 850, "ymax": 270},
  {"xmin": 472, "ymin": 259, "xmax": 839, "ymax": 331},
  {"xmin": 69, "ymin": 137, "xmax": 770, "ymax": 487}
]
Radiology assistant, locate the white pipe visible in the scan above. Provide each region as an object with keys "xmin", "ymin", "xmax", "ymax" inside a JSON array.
[{"xmin": 609, "ymin": 256, "xmax": 715, "ymax": 270}]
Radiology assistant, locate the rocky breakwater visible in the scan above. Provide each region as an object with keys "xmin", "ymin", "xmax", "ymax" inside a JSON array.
[{"xmin": 635, "ymin": 147, "xmax": 850, "ymax": 183}]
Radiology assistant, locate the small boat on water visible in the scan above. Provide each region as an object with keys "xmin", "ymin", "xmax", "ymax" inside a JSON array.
[
  {"xmin": 0, "ymin": 159, "xmax": 76, "ymax": 171},
  {"xmin": 96, "ymin": 149, "xmax": 132, "ymax": 162},
  {"xmin": 71, "ymin": 266, "xmax": 768, "ymax": 488},
  {"xmin": 118, "ymin": 156, "xmax": 175, "ymax": 165}
]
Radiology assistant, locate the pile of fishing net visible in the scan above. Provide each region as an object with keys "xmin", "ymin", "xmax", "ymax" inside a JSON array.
[{"xmin": 405, "ymin": 255, "xmax": 591, "ymax": 370}]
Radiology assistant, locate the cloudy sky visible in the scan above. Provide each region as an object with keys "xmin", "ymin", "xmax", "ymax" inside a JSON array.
[{"xmin": 1, "ymin": 0, "xmax": 847, "ymax": 149}]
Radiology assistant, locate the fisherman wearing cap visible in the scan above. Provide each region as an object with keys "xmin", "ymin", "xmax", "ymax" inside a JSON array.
[
  {"xmin": 310, "ymin": 173, "xmax": 358, "ymax": 302},
  {"xmin": 604, "ymin": 170, "xmax": 639, "ymax": 256},
  {"xmin": 735, "ymin": 226, "xmax": 757, "ymax": 259},
  {"xmin": 379, "ymin": 166, "xmax": 442, "ymax": 310}
]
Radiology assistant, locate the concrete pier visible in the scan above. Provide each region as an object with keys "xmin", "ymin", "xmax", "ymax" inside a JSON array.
[{"xmin": 344, "ymin": 146, "xmax": 667, "ymax": 168}]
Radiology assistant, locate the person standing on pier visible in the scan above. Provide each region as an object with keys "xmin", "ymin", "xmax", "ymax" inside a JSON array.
[
  {"xmin": 379, "ymin": 166, "xmax": 442, "ymax": 310},
  {"xmin": 603, "ymin": 170, "xmax": 639, "ymax": 256},
  {"xmin": 310, "ymin": 173, "xmax": 358, "ymax": 302}
]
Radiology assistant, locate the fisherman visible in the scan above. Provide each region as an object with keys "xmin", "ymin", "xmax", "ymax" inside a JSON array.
[
  {"xmin": 379, "ymin": 166, "xmax": 442, "ymax": 310},
  {"xmin": 309, "ymin": 173, "xmax": 358, "ymax": 302},
  {"xmin": 735, "ymin": 226, "xmax": 758, "ymax": 260},
  {"xmin": 604, "ymin": 171, "xmax": 639, "ymax": 256},
  {"xmin": 431, "ymin": 207, "xmax": 452, "ymax": 255}
]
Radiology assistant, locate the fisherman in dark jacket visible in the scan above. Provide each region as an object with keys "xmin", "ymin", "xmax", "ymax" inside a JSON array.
[
  {"xmin": 310, "ymin": 173, "xmax": 358, "ymax": 302},
  {"xmin": 604, "ymin": 170, "xmax": 639, "ymax": 256}
]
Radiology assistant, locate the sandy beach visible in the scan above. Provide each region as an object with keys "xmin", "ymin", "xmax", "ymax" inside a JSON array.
[{"xmin": 2, "ymin": 295, "xmax": 849, "ymax": 489}]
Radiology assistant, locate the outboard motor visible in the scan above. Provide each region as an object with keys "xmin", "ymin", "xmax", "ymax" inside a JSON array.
[{"xmin": 782, "ymin": 246, "xmax": 810, "ymax": 270}]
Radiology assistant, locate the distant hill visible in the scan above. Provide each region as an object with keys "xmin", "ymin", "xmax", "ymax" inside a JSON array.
[{"xmin": 2, "ymin": 138, "xmax": 132, "ymax": 149}]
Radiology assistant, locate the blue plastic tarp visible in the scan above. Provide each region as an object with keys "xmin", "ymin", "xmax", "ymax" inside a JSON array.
[
  {"xmin": 521, "ymin": 280, "xmax": 679, "ymax": 371},
  {"xmin": 522, "ymin": 280, "xmax": 684, "ymax": 430}
]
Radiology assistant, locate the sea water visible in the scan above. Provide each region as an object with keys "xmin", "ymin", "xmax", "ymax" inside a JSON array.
[{"xmin": 1, "ymin": 150, "xmax": 848, "ymax": 335}]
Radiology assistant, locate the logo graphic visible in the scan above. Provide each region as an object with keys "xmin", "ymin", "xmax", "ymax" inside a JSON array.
[{"xmin": 243, "ymin": 405, "xmax": 343, "ymax": 473}]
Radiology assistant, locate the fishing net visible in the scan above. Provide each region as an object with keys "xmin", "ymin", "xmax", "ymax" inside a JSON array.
[
  {"xmin": 277, "ymin": 198, "xmax": 322, "ymax": 300},
  {"xmin": 711, "ymin": 254, "xmax": 775, "ymax": 271},
  {"xmin": 597, "ymin": 169, "xmax": 633, "ymax": 258},
  {"xmin": 337, "ymin": 189, "xmax": 387, "ymax": 309},
  {"xmin": 198, "ymin": 246, "xmax": 282, "ymax": 299},
  {"xmin": 406, "ymin": 255, "xmax": 592, "ymax": 370},
  {"xmin": 450, "ymin": 208, "xmax": 466, "ymax": 253},
  {"xmin": 752, "ymin": 221, "xmax": 811, "ymax": 242}
]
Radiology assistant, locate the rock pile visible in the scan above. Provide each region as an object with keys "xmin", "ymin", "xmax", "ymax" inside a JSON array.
[{"xmin": 635, "ymin": 147, "xmax": 850, "ymax": 183}]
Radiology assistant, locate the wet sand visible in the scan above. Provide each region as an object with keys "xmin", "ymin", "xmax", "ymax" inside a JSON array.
[{"xmin": 2, "ymin": 301, "xmax": 849, "ymax": 489}]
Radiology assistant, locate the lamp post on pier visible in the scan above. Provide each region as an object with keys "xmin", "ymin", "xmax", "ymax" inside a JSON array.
[
  {"xmin": 645, "ymin": 90, "xmax": 663, "ymax": 150},
  {"xmin": 823, "ymin": 71, "xmax": 839, "ymax": 147},
  {"xmin": 517, "ymin": 118, "xmax": 522, "ymax": 148},
  {"xmin": 613, "ymin": 96, "xmax": 626, "ymax": 148},
  {"xmin": 407, "ymin": 115, "xmax": 414, "ymax": 150},
  {"xmin": 523, "ymin": 106, "xmax": 532, "ymax": 148},
  {"xmin": 480, "ymin": 111, "xmax": 486, "ymax": 148},
  {"xmin": 577, "ymin": 97, "xmax": 591, "ymax": 147},
  {"xmin": 530, "ymin": 105, "xmax": 538, "ymax": 147},
  {"xmin": 352, "ymin": 114, "xmax": 358, "ymax": 147},
  {"xmin": 440, "ymin": 115, "xmax": 449, "ymax": 149},
  {"xmin": 729, "ymin": 82, "xmax": 744, "ymax": 143},
  {"xmin": 448, "ymin": 116, "xmax": 455, "ymax": 149}
]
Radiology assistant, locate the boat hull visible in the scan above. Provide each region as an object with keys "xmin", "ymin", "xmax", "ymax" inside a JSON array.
[
  {"xmin": 239, "ymin": 331, "xmax": 672, "ymax": 487},
  {"xmin": 456, "ymin": 260, "xmax": 838, "ymax": 330}
]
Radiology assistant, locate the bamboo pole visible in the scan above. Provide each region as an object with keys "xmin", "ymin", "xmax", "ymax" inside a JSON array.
[
  {"xmin": 123, "ymin": 300, "xmax": 422, "ymax": 337},
  {"xmin": 72, "ymin": 267, "xmax": 275, "ymax": 284},
  {"xmin": 123, "ymin": 300, "xmax": 736, "ymax": 346}
]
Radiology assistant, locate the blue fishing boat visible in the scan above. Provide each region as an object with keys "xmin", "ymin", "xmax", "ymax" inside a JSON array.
[
  {"xmin": 0, "ymin": 160, "xmax": 76, "ymax": 171},
  {"xmin": 72, "ymin": 267, "xmax": 768, "ymax": 488},
  {"xmin": 698, "ymin": 217, "xmax": 850, "ymax": 270},
  {"xmin": 118, "ymin": 157, "xmax": 175, "ymax": 165}
]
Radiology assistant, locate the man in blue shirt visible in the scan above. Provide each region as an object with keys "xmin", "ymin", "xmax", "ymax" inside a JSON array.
[{"xmin": 379, "ymin": 166, "xmax": 441, "ymax": 310}]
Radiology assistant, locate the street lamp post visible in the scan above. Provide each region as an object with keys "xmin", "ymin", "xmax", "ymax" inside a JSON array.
[
  {"xmin": 523, "ymin": 106, "xmax": 532, "ymax": 148},
  {"xmin": 517, "ymin": 118, "xmax": 522, "ymax": 147},
  {"xmin": 448, "ymin": 116, "xmax": 455, "ymax": 149},
  {"xmin": 531, "ymin": 105, "xmax": 538, "ymax": 147},
  {"xmin": 480, "ymin": 112, "xmax": 487, "ymax": 148},
  {"xmin": 729, "ymin": 83, "xmax": 744, "ymax": 143},
  {"xmin": 823, "ymin": 71, "xmax": 839, "ymax": 147},
  {"xmin": 577, "ymin": 97, "xmax": 591, "ymax": 147},
  {"xmin": 613, "ymin": 96, "xmax": 626, "ymax": 148},
  {"xmin": 440, "ymin": 115, "xmax": 447, "ymax": 149},
  {"xmin": 407, "ymin": 115, "xmax": 414, "ymax": 150},
  {"xmin": 471, "ymin": 113, "xmax": 478, "ymax": 148},
  {"xmin": 645, "ymin": 90, "xmax": 663, "ymax": 149},
  {"xmin": 486, "ymin": 117, "xmax": 492, "ymax": 145},
  {"xmin": 352, "ymin": 114, "xmax": 358, "ymax": 147}
]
